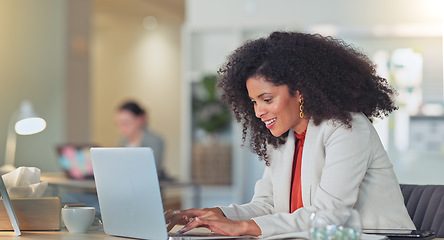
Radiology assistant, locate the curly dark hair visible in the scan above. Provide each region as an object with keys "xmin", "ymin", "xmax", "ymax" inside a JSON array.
[{"xmin": 217, "ymin": 31, "xmax": 398, "ymax": 165}]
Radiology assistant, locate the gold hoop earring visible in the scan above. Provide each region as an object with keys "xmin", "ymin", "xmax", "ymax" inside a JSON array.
[{"xmin": 299, "ymin": 98, "xmax": 304, "ymax": 119}]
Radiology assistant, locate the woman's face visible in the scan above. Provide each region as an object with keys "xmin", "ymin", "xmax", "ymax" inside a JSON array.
[
  {"xmin": 116, "ymin": 110, "xmax": 145, "ymax": 139},
  {"xmin": 246, "ymin": 76, "xmax": 308, "ymax": 136}
]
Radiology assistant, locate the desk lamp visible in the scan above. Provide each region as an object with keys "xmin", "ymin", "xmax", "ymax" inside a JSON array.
[{"xmin": 1, "ymin": 100, "xmax": 46, "ymax": 172}]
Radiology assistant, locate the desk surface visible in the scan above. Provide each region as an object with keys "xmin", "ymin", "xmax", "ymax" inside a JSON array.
[
  {"xmin": 0, "ymin": 227, "xmax": 255, "ymax": 240},
  {"xmin": 0, "ymin": 228, "xmax": 120, "ymax": 240},
  {"xmin": 0, "ymin": 229, "xmax": 440, "ymax": 240},
  {"xmin": 41, "ymin": 173, "xmax": 96, "ymax": 190}
]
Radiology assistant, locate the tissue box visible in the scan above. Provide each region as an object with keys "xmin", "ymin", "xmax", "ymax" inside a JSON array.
[{"xmin": 0, "ymin": 197, "xmax": 61, "ymax": 230}]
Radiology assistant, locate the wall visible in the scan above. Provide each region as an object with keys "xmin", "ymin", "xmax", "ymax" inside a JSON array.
[
  {"xmin": 91, "ymin": 2, "xmax": 183, "ymax": 179},
  {"xmin": 66, "ymin": 0, "xmax": 92, "ymax": 144},
  {"xmin": 0, "ymin": 0, "xmax": 67, "ymax": 172}
]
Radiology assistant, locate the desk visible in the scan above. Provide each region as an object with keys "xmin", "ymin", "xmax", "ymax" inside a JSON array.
[
  {"xmin": 41, "ymin": 173, "xmax": 96, "ymax": 193},
  {"xmin": 0, "ymin": 229, "xmax": 439, "ymax": 240},
  {"xmin": 0, "ymin": 229, "xmax": 115, "ymax": 240},
  {"xmin": 40, "ymin": 173, "xmax": 201, "ymax": 208},
  {"xmin": 0, "ymin": 225, "xmax": 257, "ymax": 239},
  {"xmin": 0, "ymin": 229, "xmax": 260, "ymax": 240}
]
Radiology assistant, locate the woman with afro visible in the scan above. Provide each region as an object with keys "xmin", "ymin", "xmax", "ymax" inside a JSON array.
[{"xmin": 166, "ymin": 31, "xmax": 415, "ymax": 238}]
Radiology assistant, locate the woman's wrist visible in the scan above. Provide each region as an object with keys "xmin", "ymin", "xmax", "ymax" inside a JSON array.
[
  {"xmin": 240, "ymin": 219, "xmax": 261, "ymax": 236},
  {"xmin": 203, "ymin": 207, "xmax": 225, "ymax": 217}
]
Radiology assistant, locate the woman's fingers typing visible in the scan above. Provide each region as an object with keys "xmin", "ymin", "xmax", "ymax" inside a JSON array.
[
  {"xmin": 165, "ymin": 207, "xmax": 241, "ymax": 235},
  {"xmin": 177, "ymin": 216, "xmax": 242, "ymax": 236},
  {"xmin": 165, "ymin": 210, "xmax": 192, "ymax": 231},
  {"xmin": 165, "ymin": 208, "xmax": 211, "ymax": 232}
]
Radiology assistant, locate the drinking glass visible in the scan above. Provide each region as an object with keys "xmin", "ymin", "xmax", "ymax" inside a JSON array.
[{"xmin": 309, "ymin": 208, "xmax": 362, "ymax": 240}]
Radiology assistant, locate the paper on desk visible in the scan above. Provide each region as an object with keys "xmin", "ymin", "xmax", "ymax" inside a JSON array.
[
  {"xmin": 263, "ymin": 232, "xmax": 387, "ymax": 240},
  {"xmin": 1, "ymin": 167, "xmax": 48, "ymax": 198}
]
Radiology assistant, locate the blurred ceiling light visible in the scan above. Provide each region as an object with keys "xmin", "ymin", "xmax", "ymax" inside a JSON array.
[
  {"xmin": 424, "ymin": 0, "xmax": 444, "ymax": 17},
  {"xmin": 143, "ymin": 16, "xmax": 158, "ymax": 30}
]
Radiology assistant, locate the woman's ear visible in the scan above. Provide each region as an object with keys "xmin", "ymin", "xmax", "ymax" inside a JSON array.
[{"xmin": 295, "ymin": 90, "xmax": 302, "ymax": 98}]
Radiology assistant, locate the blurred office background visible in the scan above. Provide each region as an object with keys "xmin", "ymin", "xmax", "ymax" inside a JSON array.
[{"xmin": 0, "ymin": 0, "xmax": 443, "ymax": 208}]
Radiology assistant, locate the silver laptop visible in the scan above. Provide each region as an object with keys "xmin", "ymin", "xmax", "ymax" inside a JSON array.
[
  {"xmin": 90, "ymin": 147, "xmax": 256, "ymax": 240},
  {"xmin": 0, "ymin": 175, "xmax": 20, "ymax": 236}
]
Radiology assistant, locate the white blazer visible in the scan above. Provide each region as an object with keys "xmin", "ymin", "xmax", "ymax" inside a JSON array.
[{"xmin": 219, "ymin": 113, "xmax": 415, "ymax": 237}]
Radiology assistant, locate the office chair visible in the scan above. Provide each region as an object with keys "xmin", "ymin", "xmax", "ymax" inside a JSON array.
[{"xmin": 400, "ymin": 184, "xmax": 444, "ymax": 237}]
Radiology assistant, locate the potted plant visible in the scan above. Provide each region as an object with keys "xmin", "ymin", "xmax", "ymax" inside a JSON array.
[
  {"xmin": 191, "ymin": 74, "xmax": 232, "ymax": 185},
  {"xmin": 193, "ymin": 75, "xmax": 231, "ymax": 136}
]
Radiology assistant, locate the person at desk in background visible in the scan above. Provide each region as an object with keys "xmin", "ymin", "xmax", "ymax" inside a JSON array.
[
  {"xmin": 165, "ymin": 31, "xmax": 415, "ymax": 237},
  {"xmin": 116, "ymin": 101, "xmax": 166, "ymax": 179}
]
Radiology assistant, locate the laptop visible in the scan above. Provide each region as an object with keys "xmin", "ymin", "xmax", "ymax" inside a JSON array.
[
  {"xmin": 0, "ymin": 175, "xmax": 20, "ymax": 236},
  {"xmin": 90, "ymin": 147, "xmax": 256, "ymax": 240}
]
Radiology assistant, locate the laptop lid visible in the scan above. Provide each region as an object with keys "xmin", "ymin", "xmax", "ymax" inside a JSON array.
[
  {"xmin": 91, "ymin": 147, "xmax": 257, "ymax": 240},
  {"xmin": 91, "ymin": 147, "xmax": 168, "ymax": 240},
  {"xmin": 0, "ymin": 176, "xmax": 21, "ymax": 236}
]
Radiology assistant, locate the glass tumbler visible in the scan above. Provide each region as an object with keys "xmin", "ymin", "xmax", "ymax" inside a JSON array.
[{"xmin": 309, "ymin": 208, "xmax": 362, "ymax": 240}]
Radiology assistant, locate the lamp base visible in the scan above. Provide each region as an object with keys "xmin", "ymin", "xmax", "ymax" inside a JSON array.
[{"xmin": 0, "ymin": 164, "xmax": 17, "ymax": 174}]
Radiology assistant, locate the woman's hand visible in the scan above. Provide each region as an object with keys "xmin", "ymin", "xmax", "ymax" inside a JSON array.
[
  {"xmin": 164, "ymin": 208, "xmax": 261, "ymax": 236},
  {"xmin": 164, "ymin": 207, "xmax": 223, "ymax": 232}
]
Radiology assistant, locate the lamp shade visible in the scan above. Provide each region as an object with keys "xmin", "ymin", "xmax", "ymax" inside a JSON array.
[
  {"xmin": 14, "ymin": 101, "xmax": 46, "ymax": 135},
  {"xmin": 0, "ymin": 100, "xmax": 46, "ymax": 173}
]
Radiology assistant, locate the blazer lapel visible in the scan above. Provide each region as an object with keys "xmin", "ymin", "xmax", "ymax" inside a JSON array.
[
  {"xmin": 274, "ymin": 130, "xmax": 295, "ymax": 213},
  {"xmin": 300, "ymin": 120, "xmax": 321, "ymax": 207}
]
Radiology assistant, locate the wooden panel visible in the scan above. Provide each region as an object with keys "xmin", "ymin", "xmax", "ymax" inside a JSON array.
[{"xmin": 0, "ymin": 197, "xmax": 61, "ymax": 230}]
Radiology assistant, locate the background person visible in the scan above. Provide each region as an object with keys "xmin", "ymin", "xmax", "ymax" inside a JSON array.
[
  {"xmin": 116, "ymin": 101, "xmax": 166, "ymax": 179},
  {"xmin": 165, "ymin": 31, "xmax": 415, "ymax": 237}
]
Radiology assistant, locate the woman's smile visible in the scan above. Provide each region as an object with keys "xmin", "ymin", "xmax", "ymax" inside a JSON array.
[{"xmin": 264, "ymin": 117, "xmax": 277, "ymax": 129}]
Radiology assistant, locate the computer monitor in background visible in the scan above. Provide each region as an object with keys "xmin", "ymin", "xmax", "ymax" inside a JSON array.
[{"xmin": 56, "ymin": 144, "xmax": 97, "ymax": 180}]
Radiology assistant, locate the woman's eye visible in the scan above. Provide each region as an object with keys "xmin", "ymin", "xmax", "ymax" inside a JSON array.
[{"xmin": 264, "ymin": 98, "xmax": 272, "ymax": 103}]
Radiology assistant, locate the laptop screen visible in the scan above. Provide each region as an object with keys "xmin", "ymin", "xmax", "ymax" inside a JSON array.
[{"xmin": 57, "ymin": 144, "xmax": 96, "ymax": 180}]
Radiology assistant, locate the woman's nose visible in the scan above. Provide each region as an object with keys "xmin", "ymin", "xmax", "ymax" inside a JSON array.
[{"xmin": 255, "ymin": 104, "xmax": 266, "ymax": 119}]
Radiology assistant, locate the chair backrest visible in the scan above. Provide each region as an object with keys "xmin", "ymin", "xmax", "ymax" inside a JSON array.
[{"xmin": 400, "ymin": 184, "xmax": 444, "ymax": 237}]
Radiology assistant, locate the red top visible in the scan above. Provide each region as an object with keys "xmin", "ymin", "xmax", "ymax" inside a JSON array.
[{"xmin": 290, "ymin": 130, "xmax": 306, "ymax": 212}]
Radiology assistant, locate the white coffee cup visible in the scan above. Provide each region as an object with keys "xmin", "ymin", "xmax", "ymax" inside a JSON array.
[{"xmin": 61, "ymin": 206, "xmax": 95, "ymax": 233}]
